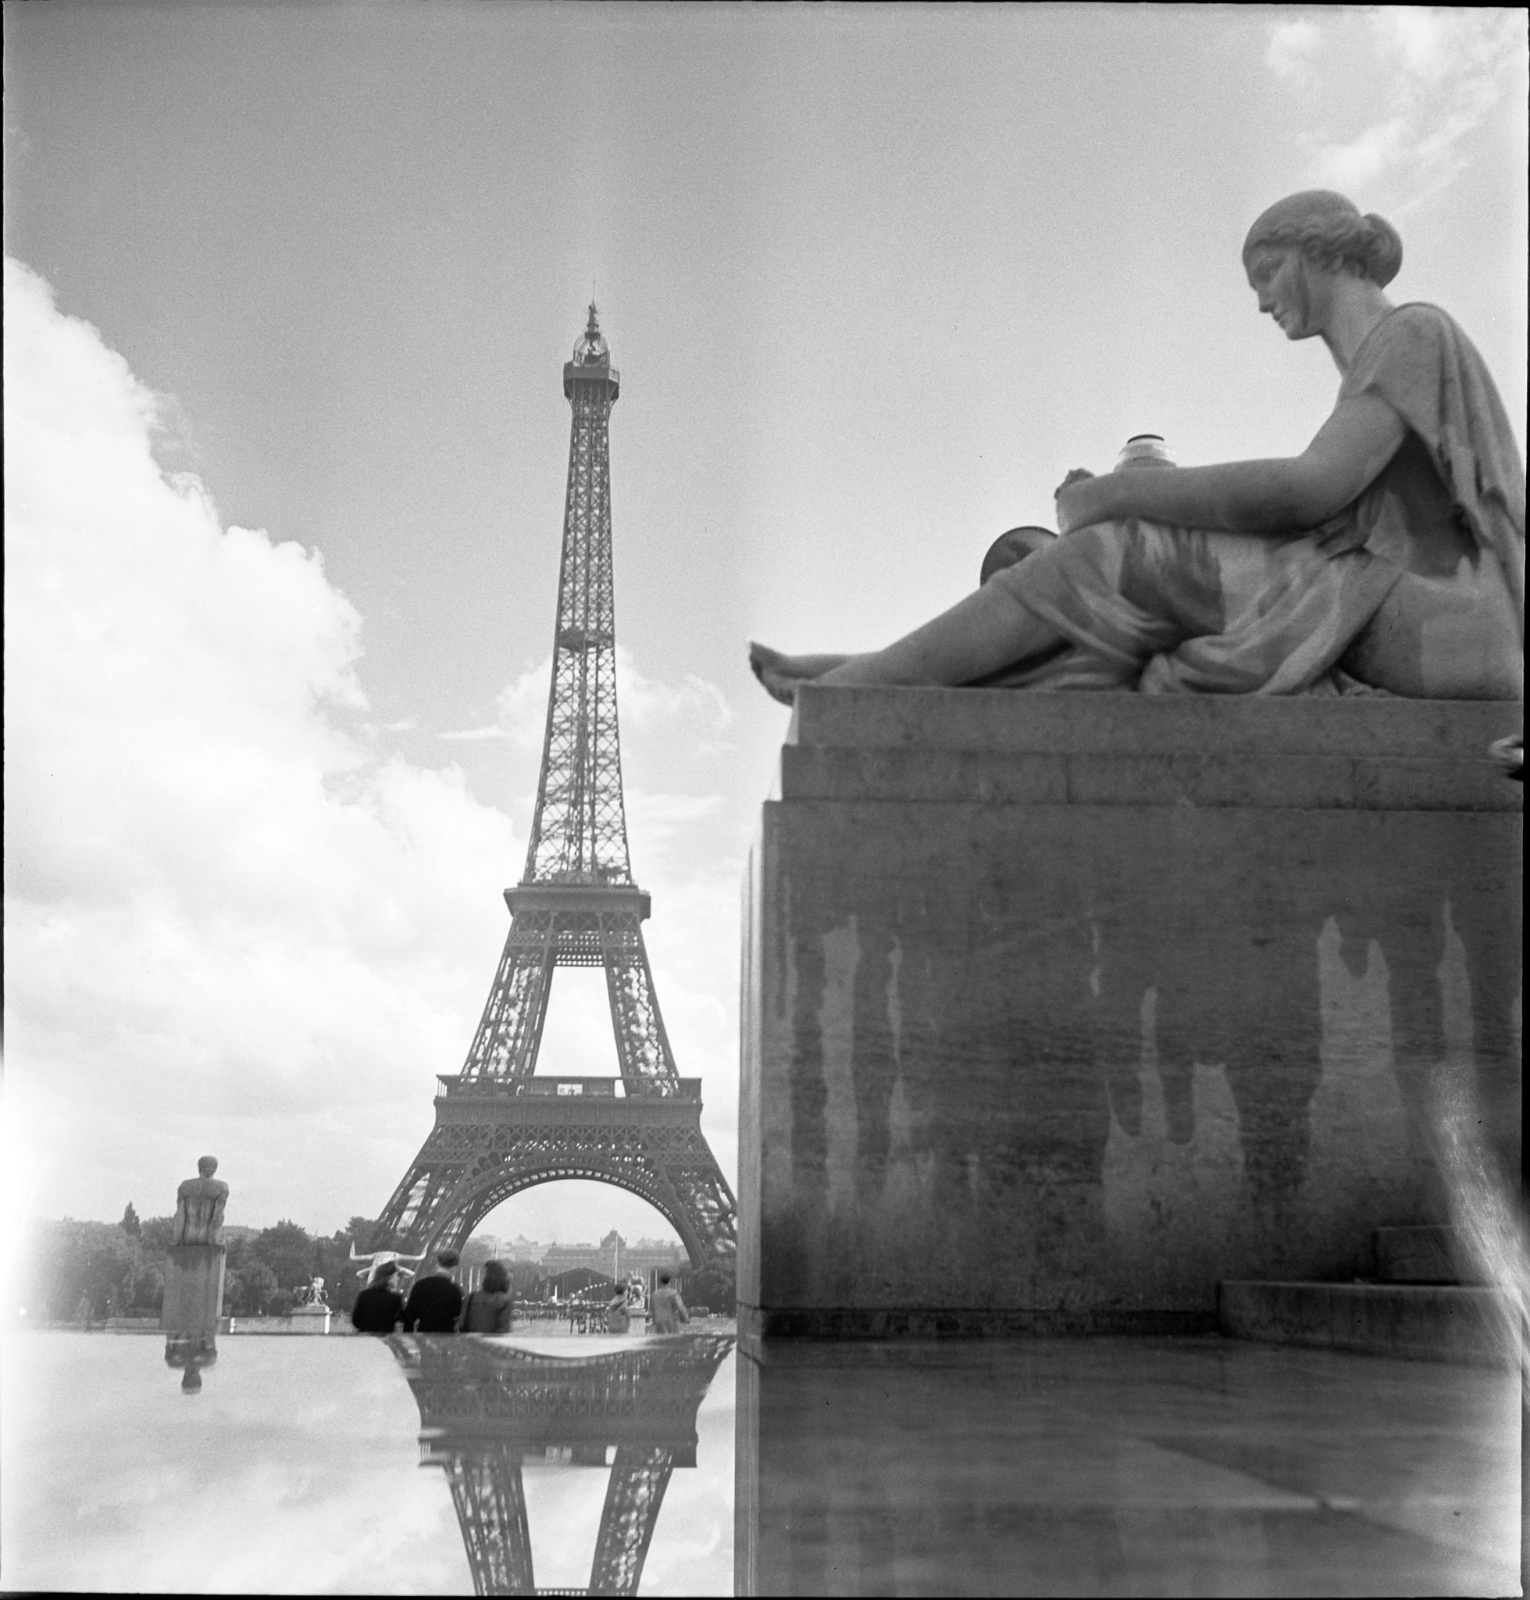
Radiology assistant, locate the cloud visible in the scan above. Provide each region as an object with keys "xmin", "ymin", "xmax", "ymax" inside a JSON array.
[
  {"xmin": 1266, "ymin": 18, "xmax": 1322, "ymax": 83},
  {"xmin": 443, "ymin": 647, "xmax": 735, "ymax": 754},
  {"xmin": 3, "ymin": 257, "xmax": 740, "ymax": 1243},
  {"xmin": 1267, "ymin": 9, "xmax": 1524, "ymax": 212},
  {"xmin": 3, "ymin": 257, "xmax": 527, "ymax": 1232}
]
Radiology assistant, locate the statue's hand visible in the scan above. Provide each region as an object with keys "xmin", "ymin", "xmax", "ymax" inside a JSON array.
[
  {"xmin": 1312, "ymin": 511, "xmax": 1368, "ymax": 559},
  {"xmin": 1054, "ymin": 469, "xmax": 1103, "ymax": 536}
]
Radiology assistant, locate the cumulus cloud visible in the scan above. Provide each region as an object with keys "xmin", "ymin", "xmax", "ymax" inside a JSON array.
[
  {"xmin": 3, "ymin": 259, "xmax": 511, "ymax": 1230},
  {"xmin": 1268, "ymin": 8, "xmax": 1524, "ymax": 212},
  {"xmin": 2, "ymin": 258, "xmax": 738, "ymax": 1240},
  {"xmin": 443, "ymin": 647, "xmax": 735, "ymax": 754},
  {"xmin": 1265, "ymin": 18, "xmax": 1322, "ymax": 83}
]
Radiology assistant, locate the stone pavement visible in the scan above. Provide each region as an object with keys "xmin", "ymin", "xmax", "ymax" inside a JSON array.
[{"xmin": 736, "ymin": 1335, "xmax": 1522, "ymax": 1596}]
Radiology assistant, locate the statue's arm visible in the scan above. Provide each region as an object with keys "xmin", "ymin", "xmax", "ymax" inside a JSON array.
[{"xmin": 1056, "ymin": 392, "xmax": 1406, "ymax": 536}]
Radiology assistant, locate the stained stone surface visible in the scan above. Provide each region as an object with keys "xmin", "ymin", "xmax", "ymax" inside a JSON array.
[
  {"xmin": 734, "ymin": 1336, "xmax": 1521, "ymax": 1597},
  {"xmin": 161, "ymin": 1244, "xmax": 226, "ymax": 1337},
  {"xmin": 740, "ymin": 688, "xmax": 1523, "ymax": 1339}
]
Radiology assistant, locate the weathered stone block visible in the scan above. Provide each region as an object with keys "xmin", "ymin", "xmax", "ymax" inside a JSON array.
[
  {"xmin": 161, "ymin": 1244, "xmax": 226, "ymax": 1337},
  {"xmin": 740, "ymin": 689, "xmax": 1521, "ymax": 1342}
]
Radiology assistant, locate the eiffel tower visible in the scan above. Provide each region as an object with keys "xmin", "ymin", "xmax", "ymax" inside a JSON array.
[
  {"xmin": 373, "ymin": 307, "xmax": 737, "ymax": 1269},
  {"xmin": 389, "ymin": 1332, "xmax": 735, "ymax": 1596}
]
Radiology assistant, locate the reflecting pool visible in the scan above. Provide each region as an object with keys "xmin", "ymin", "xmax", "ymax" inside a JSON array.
[
  {"xmin": 2, "ymin": 1328, "xmax": 1518, "ymax": 1595},
  {"xmin": 1, "ymin": 1328, "xmax": 736, "ymax": 1595}
]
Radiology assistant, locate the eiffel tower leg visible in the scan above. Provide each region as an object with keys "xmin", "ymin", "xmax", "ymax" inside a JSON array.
[
  {"xmin": 463, "ymin": 914, "xmax": 559, "ymax": 1082},
  {"xmin": 601, "ymin": 914, "xmax": 740, "ymax": 1266},
  {"xmin": 373, "ymin": 920, "xmax": 559, "ymax": 1246},
  {"xmin": 588, "ymin": 1445, "xmax": 675, "ymax": 1597},
  {"xmin": 601, "ymin": 910, "xmax": 680, "ymax": 1095},
  {"xmin": 442, "ymin": 1451, "xmax": 535, "ymax": 1596}
]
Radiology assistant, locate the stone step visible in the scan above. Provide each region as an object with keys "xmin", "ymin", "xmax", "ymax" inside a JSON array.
[
  {"xmin": 788, "ymin": 684, "xmax": 1524, "ymax": 761},
  {"xmin": 779, "ymin": 743, "xmax": 1521, "ymax": 811},
  {"xmin": 1372, "ymin": 1224, "xmax": 1478, "ymax": 1284},
  {"xmin": 1218, "ymin": 1280, "xmax": 1513, "ymax": 1365}
]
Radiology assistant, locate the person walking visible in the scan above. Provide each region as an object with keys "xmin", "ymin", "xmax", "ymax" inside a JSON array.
[
  {"xmin": 402, "ymin": 1249, "xmax": 464, "ymax": 1333},
  {"xmin": 458, "ymin": 1260, "xmax": 515, "ymax": 1335},
  {"xmin": 350, "ymin": 1261, "xmax": 405, "ymax": 1334},
  {"xmin": 648, "ymin": 1270, "xmax": 689, "ymax": 1335}
]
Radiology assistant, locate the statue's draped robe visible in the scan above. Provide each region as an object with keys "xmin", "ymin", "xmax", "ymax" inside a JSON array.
[{"xmin": 990, "ymin": 304, "xmax": 1525, "ymax": 697}]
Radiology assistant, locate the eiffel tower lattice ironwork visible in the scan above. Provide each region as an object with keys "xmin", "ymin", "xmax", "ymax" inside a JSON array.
[
  {"xmin": 390, "ymin": 1332, "xmax": 735, "ymax": 1596},
  {"xmin": 373, "ymin": 307, "xmax": 737, "ymax": 1267}
]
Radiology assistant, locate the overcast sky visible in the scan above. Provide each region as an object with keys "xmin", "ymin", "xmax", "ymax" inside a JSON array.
[{"xmin": 5, "ymin": 4, "xmax": 1525, "ymax": 1245}]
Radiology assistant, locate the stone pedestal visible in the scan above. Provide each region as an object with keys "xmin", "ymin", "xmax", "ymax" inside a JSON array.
[
  {"xmin": 162, "ymin": 1243, "xmax": 227, "ymax": 1334},
  {"xmin": 740, "ymin": 688, "xmax": 1522, "ymax": 1343}
]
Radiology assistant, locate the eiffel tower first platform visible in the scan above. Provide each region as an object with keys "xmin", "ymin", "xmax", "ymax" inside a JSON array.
[{"xmin": 373, "ymin": 308, "xmax": 737, "ymax": 1269}]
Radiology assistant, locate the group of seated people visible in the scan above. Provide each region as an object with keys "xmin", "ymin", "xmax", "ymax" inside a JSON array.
[
  {"xmin": 350, "ymin": 1250, "xmax": 692, "ymax": 1336},
  {"xmin": 350, "ymin": 1249, "xmax": 514, "ymax": 1335}
]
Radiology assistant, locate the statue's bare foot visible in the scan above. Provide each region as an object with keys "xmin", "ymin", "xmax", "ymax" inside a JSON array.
[
  {"xmin": 749, "ymin": 642, "xmax": 835, "ymax": 705},
  {"xmin": 755, "ymin": 663, "xmax": 800, "ymax": 706}
]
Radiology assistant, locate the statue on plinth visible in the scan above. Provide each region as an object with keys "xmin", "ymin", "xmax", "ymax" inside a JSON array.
[
  {"xmin": 173, "ymin": 1156, "xmax": 229, "ymax": 1245},
  {"xmin": 163, "ymin": 1156, "xmax": 230, "ymax": 1388}
]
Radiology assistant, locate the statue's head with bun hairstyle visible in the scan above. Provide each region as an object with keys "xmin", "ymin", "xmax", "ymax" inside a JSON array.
[{"xmin": 1243, "ymin": 190, "xmax": 1402, "ymax": 288}]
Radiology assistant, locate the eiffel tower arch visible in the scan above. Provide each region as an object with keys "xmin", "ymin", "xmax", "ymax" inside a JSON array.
[{"xmin": 374, "ymin": 308, "xmax": 737, "ymax": 1269}]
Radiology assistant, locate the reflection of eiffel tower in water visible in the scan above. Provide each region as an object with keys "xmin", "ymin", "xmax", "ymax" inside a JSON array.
[
  {"xmin": 390, "ymin": 1334, "xmax": 735, "ymax": 1596},
  {"xmin": 372, "ymin": 306, "xmax": 737, "ymax": 1268}
]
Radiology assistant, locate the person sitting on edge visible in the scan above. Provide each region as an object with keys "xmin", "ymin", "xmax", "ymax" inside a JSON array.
[
  {"xmin": 751, "ymin": 191, "xmax": 1523, "ymax": 702},
  {"xmin": 458, "ymin": 1259, "xmax": 515, "ymax": 1335},
  {"xmin": 648, "ymin": 1270, "xmax": 690, "ymax": 1335},
  {"xmin": 402, "ymin": 1249, "xmax": 464, "ymax": 1334},
  {"xmin": 604, "ymin": 1287, "xmax": 631, "ymax": 1335},
  {"xmin": 350, "ymin": 1260, "xmax": 405, "ymax": 1335}
]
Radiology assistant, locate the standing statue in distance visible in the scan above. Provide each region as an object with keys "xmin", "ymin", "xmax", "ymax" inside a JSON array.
[
  {"xmin": 163, "ymin": 1155, "xmax": 230, "ymax": 1390},
  {"xmin": 173, "ymin": 1155, "xmax": 229, "ymax": 1245}
]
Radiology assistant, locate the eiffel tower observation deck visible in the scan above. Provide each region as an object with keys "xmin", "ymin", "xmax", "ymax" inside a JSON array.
[{"xmin": 374, "ymin": 308, "xmax": 737, "ymax": 1267}]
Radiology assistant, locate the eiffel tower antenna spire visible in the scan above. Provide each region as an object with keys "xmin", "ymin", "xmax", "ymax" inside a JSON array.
[{"xmin": 373, "ymin": 312, "xmax": 737, "ymax": 1269}]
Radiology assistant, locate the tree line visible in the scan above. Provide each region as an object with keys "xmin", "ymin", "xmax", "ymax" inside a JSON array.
[
  {"xmin": 12, "ymin": 1205, "xmax": 737, "ymax": 1323},
  {"xmin": 14, "ymin": 1206, "xmax": 394, "ymax": 1322}
]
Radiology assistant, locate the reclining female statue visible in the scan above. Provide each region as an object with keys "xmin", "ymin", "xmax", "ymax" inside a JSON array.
[{"xmin": 751, "ymin": 191, "xmax": 1524, "ymax": 701}]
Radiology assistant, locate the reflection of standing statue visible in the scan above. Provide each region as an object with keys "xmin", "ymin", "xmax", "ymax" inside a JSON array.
[{"xmin": 173, "ymin": 1156, "xmax": 229, "ymax": 1245}]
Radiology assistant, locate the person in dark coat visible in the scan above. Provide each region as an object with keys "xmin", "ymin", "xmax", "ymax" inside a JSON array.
[
  {"xmin": 458, "ymin": 1259, "xmax": 515, "ymax": 1335},
  {"xmin": 350, "ymin": 1260, "xmax": 405, "ymax": 1334},
  {"xmin": 402, "ymin": 1249, "xmax": 464, "ymax": 1333},
  {"xmin": 649, "ymin": 1269, "xmax": 690, "ymax": 1335}
]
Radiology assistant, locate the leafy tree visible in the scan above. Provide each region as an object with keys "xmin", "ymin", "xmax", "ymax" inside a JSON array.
[
  {"xmin": 225, "ymin": 1261, "xmax": 278, "ymax": 1316},
  {"xmin": 250, "ymin": 1221, "xmax": 314, "ymax": 1290},
  {"xmin": 140, "ymin": 1215, "xmax": 177, "ymax": 1257},
  {"xmin": 678, "ymin": 1265, "xmax": 735, "ymax": 1316},
  {"xmin": 303, "ymin": 1232, "xmax": 363, "ymax": 1315},
  {"xmin": 50, "ymin": 1224, "xmax": 140, "ymax": 1320},
  {"xmin": 130, "ymin": 1263, "xmax": 164, "ymax": 1313},
  {"xmin": 120, "ymin": 1203, "xmax": 142, "ymax": 1237}
]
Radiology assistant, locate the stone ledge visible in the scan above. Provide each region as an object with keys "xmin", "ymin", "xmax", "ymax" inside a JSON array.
[
  {"xmin": 738, "ymin": 1303, "xmax": 1217, "ymax": 1355},
  {"xmin": 788, "ymin": 684, "xmax": 1523, "ymax": 760},
  {"xmin": 780, "ymin": 745, "xmax": 1520, "ymax": 810},
  {"xmin": 1218, "ymin": 1281, "xmax": 1513, "ymax": 1365},
  {"xmin": 1373, "ymin": 1225, "xmax": 1481, "ymax": 1284}
]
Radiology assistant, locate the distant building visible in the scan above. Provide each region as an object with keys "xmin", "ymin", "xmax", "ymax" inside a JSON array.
[{"xmin": 541, "ymin": 1230, "xmax": 683, "ymax": 1279}]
